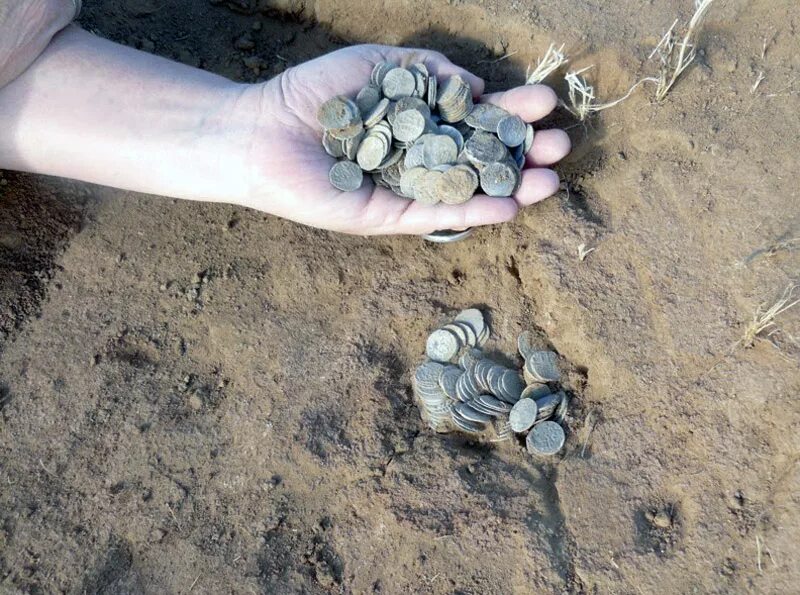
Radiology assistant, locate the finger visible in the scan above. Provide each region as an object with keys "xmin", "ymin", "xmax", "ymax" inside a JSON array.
[
  {"xmin": 481, "ymin": 84, "xmax": 557, "ymax": 122},
  {"xmin": 512, "ymin": 169, "xmax": 561, "ymax": 206},
  {"xmin": 378, "ymin": 47, "xmax": 485, "ymax": 97},
  {"xmin": 525, "ymin": 129, "xmax": 571, "ymax": 167},
  {"xmin": 358, "ymin": 187, "xmax": 517, "ymax": 235}
]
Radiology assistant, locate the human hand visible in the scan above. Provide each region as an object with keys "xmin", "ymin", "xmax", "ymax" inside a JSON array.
[{"xmin": 240, "ymin": 44, "xmax": 570, "ymax": 235}]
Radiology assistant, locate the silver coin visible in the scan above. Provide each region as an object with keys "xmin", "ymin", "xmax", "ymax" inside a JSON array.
[
  {"xmin": 454, "ymin": 308, "xmax": 486, "ymax": 337},
  {"xmin": 533, "ymin": 391, "xmax": 561, "ymax": 421},
  {"xmin": 475, "ymin": 394, "xmax": 512, "ymax": 413},
  {"xmin": 423, "ymin": 135, "xmax": 458, "ymax": 168},
  {"xmin": 427, "ymin": 74, "xmax": 438, "ymax": 110},
  {"xmin": 317, "ymin": 95, "xmax": 360, "ymax": 130},
  {"xmin": 525, "ymin": 351, "xmax": 560, "ymax": 382},
  {"xmin": 435, "ymin": 165, "xmax": 479, "ymax": 206},
  {"xmin": 517, "ymin": 330, "xmax": 535, "ymax": 359},
  {"xmin": 526, "ymin": 421, "xmax": 565, "ymax": 456},
  {"xmin": 464, "ymin": 131, "xmax": 507, "ymax": 165},
  {"xmin": 465, "ymin": 103, "xmax": 510, "ymax": 132},
  {"xmin": 356, "ymin": 136, "xmax": 388, "ymax": 171},
  {"xmin": 382, "ymin": 68, "xmax": 417, "ymax": 100},
  {"xmin": 458, "ymin": 348, "xmax": 483, "ymax": 371},
  {"xmin": 480, "ymin": 161, "xmax": 517, "ymax": 197},
  {"xmin": 322, "ymin": 131, "xmax": 345, "ymax": 158},
  {"xmin": 439, "ymin": 366, "xmax": 463, "ymax": 401},
  {"xmin": 441, "ymin": 322, "xmax": 468, "ymax": 345},
  {"xmin": 392, "ymin": 109, "xmax": 426, "ymax": 143},
  {"xmin": 426, "ymin": 328, "xmax": 461, "ymax": 362},
  {"xmin": 421, "ymin": 228, "xmax": 475, "ymax": 243},
  {"xmin": 450, "ymin": 410, "xmax": 486, "ymax": 434},
  {"xmin": 523, "ymin": 124, "xmax": 535, "ymax": 154},
  {"xmin": 364, "ymin": 98, "xmax": 391, "ymax": 128},
  {"xmin": 399, "ymin": 166, "xmax": 426, "ymax": 199},
  {"xmin": 554, "ymin": 391, "xmax": 570, "ymax": 422},
  {"xmin": 497, "ymin": 115, "xmax": 527, "ymax": 147},
  {"xmin": 498, "ymin": 370, "xmax": 525, "ymax": 403},
  {"xmin": 403, "ymin": 142, "xmax": 425, "ymax": 169},
  {"xmin": 438, "ymin": 125, "xmax": 465, "ymax": 153},
  {"xmin": 413, "ymin": 170, "xmax": 443, "ymax": 205},
  {"xmin": 328, "ymin": 160, "xmax": 363, "ymax": 192},
  {"xmin": 370, "ymin": 61, "xmax": 395, "ymax": 86},
  {"xmin": 509, "ymin": 398, "xmax": 539, "ymax": 433},
  {"xmin": 467, "ymin": 398, "xmax": 500, "ymax": 417},
  {"xmin": 455, "ymin": 402, "xmax": 493, "ymax": 424},
  {"xmin": 521, "ymin": 383, "xmax": 551, "ymax": 401},
  {"xmin": 414, "ymin": 361, "xmax": 445, "ymax": 386},
  {"xmin": 451, "ymin": 320, "xmax": 477, "ymax": 347},
  {"xmin": 355, "ymin": 85, "xmax": 381, "ymax": 114}
]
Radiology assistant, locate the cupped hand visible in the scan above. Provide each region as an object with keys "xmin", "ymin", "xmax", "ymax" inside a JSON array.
[{"xmin": 243, "ymin": 44, "xmax": 570, "ymax": 235}]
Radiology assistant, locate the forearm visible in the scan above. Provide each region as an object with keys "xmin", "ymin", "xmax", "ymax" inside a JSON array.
[{"xmin": 0, "ymin": 26, "xmax": 260, "ymax": 204}]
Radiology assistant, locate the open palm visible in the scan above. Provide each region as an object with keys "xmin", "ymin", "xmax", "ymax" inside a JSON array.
[{"xmin": 244, "ymin": 45, "xmax": 570, "ymax": 235}]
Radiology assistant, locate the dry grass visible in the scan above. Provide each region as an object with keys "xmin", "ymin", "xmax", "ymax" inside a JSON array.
[
  {"xmin": 737, "ymin": 284, "xmax": 800, "ymax": 349},
  {"xmin": 650, "ymin": 0, "xmax": 715, "ymax": 101},
  {"xmin": 577, "ymin": 243, "xmax": 596, "ymax": 261},
  {"xmin": 563, "ymin": 67, "xmax": 654, "ymax": 121},
  {"xmin": 526, "ymin": 43, "xmax": 568, "ymax": 84}
]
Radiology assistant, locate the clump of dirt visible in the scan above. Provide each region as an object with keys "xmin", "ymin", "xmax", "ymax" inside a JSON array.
[{"xmin": 0, "ymin": 1, "xmax": 798, "ymax": 593}]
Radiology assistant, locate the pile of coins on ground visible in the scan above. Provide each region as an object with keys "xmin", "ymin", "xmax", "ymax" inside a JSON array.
[
  {"xmin": 412, "ymin": 309, "xmax": 569, "ymax": 457},
  {"xmin": 319, "ymin": 62, "xmax": 533, "ymax": 203}
]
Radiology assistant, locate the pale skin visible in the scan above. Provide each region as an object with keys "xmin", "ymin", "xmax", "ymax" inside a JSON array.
[{"xmin": 0, "ymin": 13, "xmax": 570, "ymax": 235}]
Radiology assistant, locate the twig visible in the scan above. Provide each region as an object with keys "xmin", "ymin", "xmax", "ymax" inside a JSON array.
[
  {"xmin": 756, "ymin": 535, "xmax": 763, "ymax": 573},
  {"xmin": 577, "ymin": 243, "xmax": 596, "ymax": 261},
  {"xmin": 189, "ymin": 574, "xmax": 200, "ymax": 592},
  {"xmin": 479, "ymin": 50, "xmax": 519, "ymax": 65},
  {"xmin": 735, "ymin": 284, "xmax": 800, "ymax": 350},
  {"xmin": 526, "ymin": 43, "xmax": 568, "ymax": 84},
  {"xmin": 751, "ymin": 71, "xmax": 765, "ymax": 94},
  {"xmin": 563, "ymin": 67, "xmax": 656, "ymax": 120},
  {"xmin": 650, "ymin": 0, "xmax": 715, "ymax": 101}
]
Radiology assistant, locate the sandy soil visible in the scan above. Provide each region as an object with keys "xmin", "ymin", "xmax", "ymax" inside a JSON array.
[{"xmin": 1, "ymin": 0, "xmax": 798, "ymax": 593}]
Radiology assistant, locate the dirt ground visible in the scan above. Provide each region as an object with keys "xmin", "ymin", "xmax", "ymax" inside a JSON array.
[{"xmin": 1, "ymin": 0, "xmax": 798, "ymax": 593}]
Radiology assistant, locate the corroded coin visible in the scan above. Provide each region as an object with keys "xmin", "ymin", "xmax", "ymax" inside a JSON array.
[
  {"xmin": 525, "ymin": 350, "xmax": 560, "ymax": 382},
  {"xmin": 451, "ymin": 410, "xmax": 486, "ymax": 433},
  {"xmin": 370, "ymin": 61, "xmax": 395, "ymax": 86},
  {"xmin": 465, "ymin": 131, "xmax": 507, "ymax": 165},
  {"xmin": 427, "ymin": 74, "xmax": 438, "ymax": 110},
  {"xmin": 533, "ymin": 391, "xmax": 561, "ymax": 420},
  {"xmin": 355, "ymin": 85, "xmax": 381, "ymax": 114},
  {"xmin": 423, "ymin": 135, "xmax": 458, "ymax": 168},
  {"xmin": 435, "ymin": 165, "xmax": 479, "ymax": 205},
  {"xmin": 363, "ymin": 98, "xmax": 390, "ymax": 128},
  {"xmin": 403, "ymin": 142, "xmax": 425, "ymax": 169},
  {"xmin": 329, "ymin": 121, "xmax": 364, "ymax": 141},
  {"xmin": 392, "ymin": 109, "xmax": 426, "ymax": 143},
  {"xmin": 317, "ymin": 95, "xmax": 360, "ymax": 130},
  {"xmin": 479, "ymin": 161, "xmax": 517, "ymax": 197},
  {"xmin": 322, "ymin": 131, "xmax": 345, "ymax": 158},
  {"xmin": 414, "ymin": 361, "xmax": 445, "ymax": 386},
  {"xmin": 382, "ymin": 68, "xmax": 417, "ymax": 100},
  {"xmin": 413, "ymin": 170, "xmax": 443, "ymax": 205},
  {"xmin": 455, "ymin": 308, "xmax": 486, "ymax": 337},
  {"xmin": 521, "ymin": 383, "xmax": 551, "ymax": 401},
  {"xmin": 438, "ymin": 125, "xmax": 465, "ymax": 153},
  {"xmin": 523, "ymin": 123, "xmax": 535, "ymax": 153},
  {"xmin": 356, "ymin": 136, "xmax": 388, "ymax": 171},
  {"xmin": 509, "ymin": 398, "xmax": 538, "ymax": 433},
  {"xmin": 426, "ymin": 328, "xmax": 461, "ymax": 362},
  {"xmin": 526, "ymin": 421, "xmax": 565, "ymax": 456},
  {"xmin": 465, "ymin": 103, "xmax": 510, "ymax": 132},
  {"xmin": 439, "ymin": 366, "xmax": 463, "ymax": 401},
  {"xmin": 399, "ymin": 166, "xmax": 426, "ymax": 198},
  {"xmin": 497, "ymin": 115, "xmax": 527, "ymax": 147},
  {"xmin": 328, "ymin": 160, "xmax": 363, "ymax": 192},
  {"xmin": 455, "ymin": 402, "xmax": 493, "ymax": 424}
]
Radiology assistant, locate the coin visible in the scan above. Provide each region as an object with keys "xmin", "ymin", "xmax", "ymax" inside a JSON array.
[
  {"xmin": 436, "ymin": 165, "xmax": 479, "ymax": 205},
  {"xmin": 413, "ymin": 170, "xmax": 443, "ymax": 205},
  {"xmin": 426, "ymin": 328, "xmax": 461, "ymax": 362},
  {"xmin": 479, "ymin": 161, "xmax": 517, "ymax": 197},
  {"xmin": 328, "ymin": 160, "xmax": 364, "ymax": 192},
  {"xmin": 475, "ymin": 394, "xmax": 512, "ymax": 413},
  {"xmin": 322, "ymin": 131, "xmax": 345, "ymax": 158},
  {"xmin": 392, "ymin": 109, "xmax": 426, "ymax": 142},
  {"xmin": 497, "ymin": 115, "xmax": 527, "ymax": 147},
  {"xmin": 499, "ymin": 370, "xmax": 525, "ymax": 403},
  {"xmin": 415, "ymin": 361, "xmax": 445, "ymax": 386},
  {"xmin": 450, "ymin": 410, "xmax": 486, "ymax": 433},
  {"xmin": 329, "ymin": 121, "xmax": 365, "ymax": 141},
  {"xmin": 442, "ymin": 323, "xmax": 469, "ymax": 346},
  {"xmin": 455, "ymin": 402, "xmax": 493, "ymax": 424},
  {"xmin": 363, "ymin": 98, "xmax": 390, "ymax": 128},
  {"xmin": 439, "ymin": 366, "xmax": 463, "ymax": 401},
  {"xmin": 525, "ymin": 351, "xmax": 560, "ymax": 382},
  {"xmin": 399, "ymin": 167, "xmax": 426, "ymax": 198},
  {"xmin": 509, "ymin": 398, "xmax": 538, "ymax": 433},
  {"xmin": 533, "ymin": 391, "xmax": 561, "ymax": 420},
  {"xmin": 427, "ymin": 74, "xmax": 438, "ymax": 110},
  {"xmin": 526, "ymin": 421, "xmax": 565, "ymax": 455},
  {"xmin": 517, "ymin": 330, "xmax": 535, "ymax": 358},
  {"xmin": 521, "ymin": 383, "xmax": 551, "ymax": 401},
  {"xmin": 382, "ymin": 68, "xmax": 417, "ymax": 100},
  {"xmin": 423, "ymin": 135, "xmax": 458, "ymax": 168},
  {"xmin": 356, "ymin": 136, "xmax": 388, "ymax": 171},
  {"xmin": 523, "ymin": 123, "xmax": 535, "ymax": 154},
  {"xmin": 465, "ymin": 103, "xmax": 510, "ymax": 132},
  {"xmin": 465, "ymin": 131, "xmax": 507, "ymax": 165},
  {"xmin": 554, "ymin": 391, "xmax": 569, "ymax": 422},
  {"xmin": 403, "ymin": 142, "xmax": 425, "ymax": 169},
  {"xmin": 454, "ymin": 308, "xmax": 486, "ymax": 337},
  {"xmin": 355, "ymin": 85, "xmax": 381, "ymax": 114},
  {"xmin": 317, "ymin": 95, "xmax": 360, "ymax": 130},
  {"xmin": 438, "ymin": 125, "xmax": 465, "ymax": 153},
  {"xmin": 371, "ymin": 61, "xmax": 395, "ymax": 86}
]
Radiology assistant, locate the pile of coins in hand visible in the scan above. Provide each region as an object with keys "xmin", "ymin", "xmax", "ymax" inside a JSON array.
[
  {"xmin": 319, "ymin": 62, "xmax": 533, "ymax": 203},
  {"xmin": 412, "ymin": 309, "xmax": 569, "ymax": 457}
]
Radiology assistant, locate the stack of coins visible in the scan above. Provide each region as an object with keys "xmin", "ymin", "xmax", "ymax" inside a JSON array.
[
  {"xmin": 412, "ymin": 318, "xmax": 569, "ymax": 457},
  {"xmin": 319, "ymin": 62, "xmax": 534, "ymax": 203}
]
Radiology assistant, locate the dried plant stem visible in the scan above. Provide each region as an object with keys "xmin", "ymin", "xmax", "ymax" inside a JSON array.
[
  {"xmin": 526, "ymin": 43, "xmax": 568, "ymax": 84},
  {"xmin": 737, "ymin": 284, "xmax": 800, "ymax": 349},
  {"xmin": 650, "ymin": 0, "xmax": 715, "ymax": 101},
  {"xmin": 563, "ymin": 66, "xmax": 656, "ymax": 120}
]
